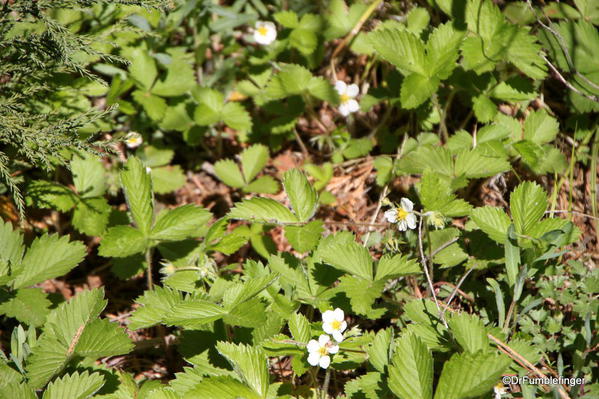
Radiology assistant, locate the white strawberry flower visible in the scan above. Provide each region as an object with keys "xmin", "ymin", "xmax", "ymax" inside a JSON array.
[
  {"xmin": 124, "ymin": 132, "xmax": 142, "ymax": 149},
  {"xmin": 385, "ymin": 198, "xmax": 417, "ymax": 231},
  {"xmin": 253, "ymin": 21, "xmax": 277, "ymax": 45},
  {"xmin": 493, "ymin": 383, "xmax": 507, "ymax": 399},
  {"xmin": 322, "ymin": 308, "xmax": 347, "ymax": 342},
  {"xmin": 335, "ymin": 80, "xmax": 360, "ymax": 116},
  {"xmin": 307, "ymin": 334, "xmax": 339, "ymax": 369}
]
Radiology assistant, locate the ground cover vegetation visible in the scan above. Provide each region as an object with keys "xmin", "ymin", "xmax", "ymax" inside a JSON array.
[{"xmin": 0, "ymin": 0, "xmax": 598, "ymax": 398}]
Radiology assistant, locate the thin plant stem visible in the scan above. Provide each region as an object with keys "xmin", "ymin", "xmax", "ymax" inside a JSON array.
[
  {"xmin": 418, "ymin": 215, "xmax": 448, "ymax": 328},
  {"xmin": 321, "ymin": 368, "xmax": 331, "ymax": 399},
  {"xmin": 441, "ymin": 267, "xmax": 474, "ymax": 317},
  {"xmin": 145, "ymin": 247, "xmax": 154, "ymax": 290}
]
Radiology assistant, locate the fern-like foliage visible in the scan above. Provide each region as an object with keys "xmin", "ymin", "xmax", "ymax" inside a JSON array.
[{"xmin": 0, "ymin": 0, "xmax": 166, "ymax": 217}]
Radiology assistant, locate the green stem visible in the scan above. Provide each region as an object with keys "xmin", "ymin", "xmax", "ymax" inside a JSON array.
[
  {"xmin": 321, "ymin": 368, "xmax": 331, "ymax": 399},
  {"xmin": 145, "ymin": 247, "xmax": 154, "ymax": 290}
]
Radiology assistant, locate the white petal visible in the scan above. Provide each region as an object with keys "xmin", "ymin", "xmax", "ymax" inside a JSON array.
[
  {"xmin": 322, "ymin": 323, "xmax": 334, "ymax": 335},
  {"xmin": 332, "ymin": 308, "xmax": 344, "ymax": 322},
  {"xmin": 308, "ymin": 352, "xmax": 321, "ymax": 366},
  {"xmin": 332, "ymin": 331, "xmax": 344, "ymax": 342},
  {"xmin": 319, "ymin": 355, "xmax": 331, "ymax": 369},
  {"xmin": 339, "ymin": 320, "xmax": 347, "ymax": 333},
  {"xmin": 328, "ymin": 344, "xmax": 339, "ymax": 354},
  {"xmin": 384, "ymin": 209, "xmax": 398, "ymax": 223},
  {"xmin": 338, "ymin": 103, "xmax": 351, "ymax": 116},
  {"xmin": 397, "ymin": 220, "xmax": 407, "ymax": 231},
  {"xmin": 400, "ymin": 197, "xmax": 414, "ymax": 212},
  {"xmin": 346, "ymin": 99, "xmax": 360, "ymax": 113},
  {"xmin": 406, "ymin": 213, "xmax": 417, "ymax": 229},
  {"xmin": 346, "ymin": 84, "xmax": 359, "ymax": 98},
  {"xmin": 322, "ymin": 310, "xmax": 335, "ymax": 323},
  {"xmin": 335, "ymin": 80, "xmax": 347, "ymax": 95},
  {"xmin": 318, "ymin": 334, "xmax": 330, "ymax": 346},
  {"xmin": 307, "ymin": 339, "xmax": 320, "ymax": 353}
]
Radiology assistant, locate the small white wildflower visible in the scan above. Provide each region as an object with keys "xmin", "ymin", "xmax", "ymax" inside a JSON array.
[
  {"xmin": 253, "ymin": 21, "xmax": 277, "ymax": 45},
  {"xmin": 145, "ymin": 166, "xmax": 152, "ymax": 174},
  {"xmin": 124, "ymin": 132, "xmax": 143, "ymax": 149},
  {"xmin": 307, "ymin": 334, "xmax": 339, "ymax": 369},
  {"xmin": 322, "ymin": 308, "xmax": 347, "ymax": 342},
  {"xmin": 385, "ymin": 198, "xmax": 417, "ymax": 231},
  {"xmin": 493, "ymin": 383, "xmax": 507, "ymax": 399},
  {"xmin": 335, "ymin": 80, "xmax": 360, "ymax": 116}
]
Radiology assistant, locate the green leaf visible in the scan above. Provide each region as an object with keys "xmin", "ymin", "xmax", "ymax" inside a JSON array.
[
  {"xmin": 26, "ymin": 181, "xmax": 77, "ymax": 212},
  {"xmin": 243, "ymin": 176, "xmax": 280, "ymax": 194},
  {"xmin": 0, "ymin": 288, "xmax": 51, "ymax": 326},
  {"xmin": 369, "ymin": 28, "xmax": 427, "ymax": 76},
  {"xmin": 193, "ymin": 88, "xmax": 225, "ymax": 125},
  {"xmin": 151, "ymin": 60, "xmax": 195, "ymax": 97},
  {"xmin": 132, "ymin": 91, "xmax": 167, "ymax": 121},
  {"xmin": 12, "ymin": 234, "xmax": 85, "ymax": 289},
  {"xmin": 151, "ymin": 205, "xmax": 211, "ymax": 241},
  {"xmin": 426, "ymin": 22, "xmax": 464, "ymax": 79},
  {"xmin": 228, "ymin": 197, "xmax": 298, "ymax": 224},
  {"xmin": 472, "ymin": 95, "xmax": 497, "ymax": 123},
  {"xmin": 71, "ymin": 153, "xmax": 106, "ymax": 198},
  {"xmin": 307, "ymin": 76, "xmax": 338, "ymax": 103},
  {"xmin": 265, "ymin": 64, "xmax": 315, "ymax": 100},
  {"xmin": 375, "ymin": 254, "xmax": 420, "ymax": 281},
  {"xmin": 366, "ymin": 328, "xmax": 393, "ymax": 373},
  {"xmin": 274, "ymin": 10, "xmax": 299, "ymax": 28},
  {"xmin": 98, "ymin": 226, "xmax": 147, "ymax": 258},
  {"xmin": 470, "ymin": 206, "xmax": 511, "ymax": 244},
  {"xmin": 325, "ymin": 0, "xmax": 368, "ymax": 39},
  {"xmin": 320, "ymin": 236, "xmax": 373, "ymax": 280},
  {"xmin": 224, "ymin": 274, "xmax": 278, "ymax": 309},
  {"xmin": 183, "ymin": 376, "xmax": 261, "ymax": 399},
  {"xmin": 216, "ymin": 342, "xmax": 269, "ymax": 398},
  {"xmin": 127, "ymin": 48, "xmax": 157, "ymax": 91},
  {"xmin": 214, "ymin": 159, "xmax": 245, "ymax": 188},
  {"xmin": 448, "ymin": 313, "xmax": 489, "ymax": 354},
  {"xmin": 164, "ymin": 298, "xmax": 227, "ymax": 328},
  {"xmin": 0, "ymin": 219, "xmax": 24, "ymax": 266},
  {"xmin": 75, "ymin": 318, "xmax": 134, "ymax": 357},
  {"xmin": 401, "ymin": 73, "xmax": 438, "ymax": 108},
  {"xmin": 150, "ymin": 165, "xmax": 187, "ymax": 194},
  {"xmin": 42, "ymin": 371, "xmax": 104, "ymax": 399},
  {"xmin": 284, "ymin": 220, "xmax": 323, "ymax": 253},
  {"xmin": 120, "ymin": 156, "xmax": 154, "ymax": 235},
  {"xmin": 240, "ymin": 144, "xmax": 269, "ymax": 183},
  {"xmin": 72, "ymin": 197, "xmax": 110, "ymax": 236},
  {"xmin": 283, "ymin": 169, "xmax": 318, "ymax": 222},
  {"xmin": 388, "ymin": 334, "xmax": 433, "ymax": 399},
  {"xmin": 290, "ymin": 28, "xmax": 318, "ymax": 55},
  {"xmin": 129, "ymin": 286, "xmax": 183, "ymax": 330},
  {"xmin": 339, "ymin": 275, "xmax": 385, "ymax": 317},
  {"xmin": 509, "ymin": 181, "xmax": 547, "ymax": 235},
  {"xmin": 434, "ymin": 351, "xmax": 510, "ymax": 399},
  {"xmin": 407, "ymin": 7, "xmax": 430, "ymax": 35},
  {"xmin": 222, "ymin": 102, "xmax": 252, "ymax": 132},
  {"xmin": 288, "ymin": 312, "xmax": 311, "ymax": 343},
  {"xmin": 523, "ymin": 109, "xmax": 559, "ymax": 145}
]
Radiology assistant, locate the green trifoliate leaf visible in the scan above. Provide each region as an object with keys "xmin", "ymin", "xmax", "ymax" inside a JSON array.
[
  {"xmin": 284, "ymin": 220, "xmax": 323, "ymax": 253},
  {"xmin": 0, "ymin": 288, "xmax": 51, "ymax": 326},
  {"xmin": 214, "ymin": 159, "xmax": 245, "ymax": 188},
  {"xmin": 470, "ymin": 206, "xmax": 511, "ymax": 244},
  {"xmin": 42, "ymin": 371, "xmax": 104, "ymax": 399},
  {"xmin": 151, "ymin": 60, "xmax": 195, "ymax": 97},
  {"xmin": 216, "ymin": 342, "xmax": 269, "ymax": 398},
  {"xmin": 320, "ymin": 235, "xmax": 373, "ymax": 280},
  {"xmin": 523, "ymin": 109, "xmax": 559, "ymax": 145},
  {"xmin": 448, "ymin": 313, "xmax": 489, "ymax": 354}
]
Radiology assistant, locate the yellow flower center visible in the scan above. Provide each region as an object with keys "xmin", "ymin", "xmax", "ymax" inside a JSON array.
[
  {"xmin": 397, "ymin": 208, "xmax": 409, "ymax": 220},
  {"xmin": 340, "ymin": 94, "xmax": 350, "ymax": 104},
  {"xmin": 330, "ymin": 320, "xmax": 342, "ymax": 330},
  {"xmin": 258, "ymin": 26, "xmax": 268, "ymax": 36},
  {"xmin": 318, "ymin": 346, "xmax": 328, "ymax": 356}
]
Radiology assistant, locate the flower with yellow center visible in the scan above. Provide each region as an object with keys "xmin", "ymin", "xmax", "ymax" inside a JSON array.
[
  {"xmin": 384, "ymin": 198, "xmax": 417, "ymax": 231},
  {"xmin": 322, "ymin": 308, "xmax": 347, "ymax": 342},
  {"xmin": 493, "ymin": 383, "xmax": 507, "ymax": 399},
  {"xmin": 335, "ymin": 80, "xmax": 360, "ymax": 116},
  {"xmin": 124, "ymin": 132, "xmax": 142, "ymax": 149},
  {"xmin": 307, "ymin": 334, "xmax": 339, "ymax": 369},
  {"xmin": 253, "ymin": 21, "xmax": 277, "ymax": 45}
]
